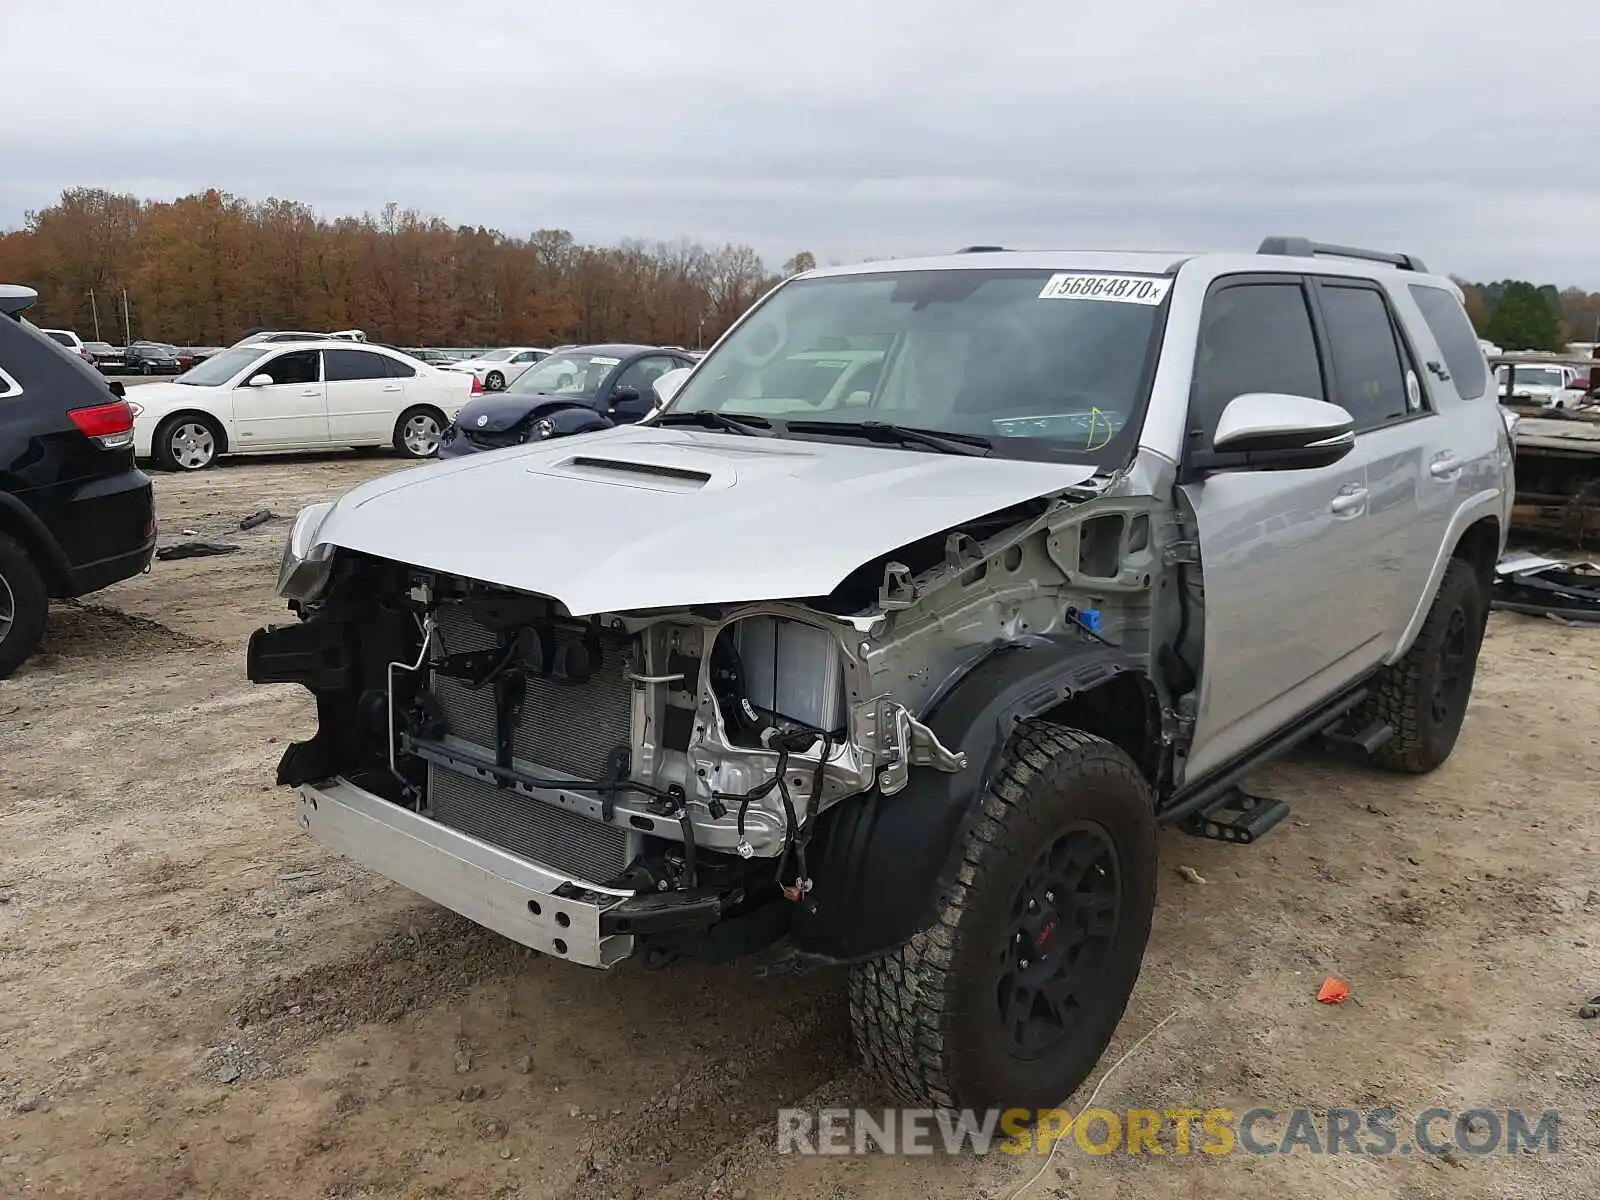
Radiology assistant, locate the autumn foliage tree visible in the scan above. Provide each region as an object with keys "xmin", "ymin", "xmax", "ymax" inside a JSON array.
[{"xmin": 0, "ymin": 187, "xmax": 815, "ymax": 349}]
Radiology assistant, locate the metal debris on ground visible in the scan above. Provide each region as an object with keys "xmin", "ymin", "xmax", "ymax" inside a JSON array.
[
  {"xmin": 155, "ymin": 541, "xmax": 241, "ymax": 561},
  {"xmin": 1492, "ymin": 554, "xmax": 1600, "ymax": 623}
]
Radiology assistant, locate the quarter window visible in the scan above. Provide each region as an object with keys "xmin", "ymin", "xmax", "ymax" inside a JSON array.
[
  {"xmin": 382, "ymin": 354, "xmax": 416, "ymax": 378},
  {"xmin": 1408, "ymin": 284, "xmax": 1488, "ymax": 400},
  {"xmin": 1189, "ymin": 281, "xmax": 1324, "ymax": 448}
]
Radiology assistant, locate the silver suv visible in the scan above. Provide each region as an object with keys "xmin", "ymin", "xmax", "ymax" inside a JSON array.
[{"xmin": 249, "ymin": 236, "xmax": 1512, "ymax": 1113}]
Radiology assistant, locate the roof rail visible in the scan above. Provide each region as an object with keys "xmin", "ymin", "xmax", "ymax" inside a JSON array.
[
  {"xmin": 957, "ymin": 245, "xmax": 1007, "ymax": 253},
  {"xmin": 1257, "ymin": 236, "xmax": 1428, "ymax": 273},
  {"xmin": 0, "ymin": 284, "xmax": 39, "ymax": 317}
]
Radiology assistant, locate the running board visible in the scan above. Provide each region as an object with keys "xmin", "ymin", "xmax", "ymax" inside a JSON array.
[
  {"xmin": 1178, "ymin": 787, "xmax": 1290, "ymax": 845},
  {"xmin": 1322, "ymin": 718, "xmax": 1394, "ymax": 754}
]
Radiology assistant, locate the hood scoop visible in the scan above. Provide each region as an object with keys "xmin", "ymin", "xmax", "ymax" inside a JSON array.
[{"xmin": 540, "ymin": 451, "xmax": 726, "ymax": 492}]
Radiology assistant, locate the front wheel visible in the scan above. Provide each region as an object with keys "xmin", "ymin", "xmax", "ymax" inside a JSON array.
[
  {"xmin": 1360, "ymin": 557, "xmax": 1486, "ymax": 774},
  {"xmin": 393, "ymin": 406, "xmax": 444, "ymax": 458},
  {"xmin": 484, "ymin": 370, "xmax": 505, "ymax": 391},
  {"xmin": 849, "ymin": 723, "xmax": 1157, "ymax": 1111},
  {"xmin": 140, "ymin": 362, "xmax": 152, "ymax": 376}
]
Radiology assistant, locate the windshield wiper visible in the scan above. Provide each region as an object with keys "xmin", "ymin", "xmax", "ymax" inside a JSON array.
[
  {"xmin": 784, "ymin": 419, "xmax": 992, "ymax": 457},
  {"xmin": 653, "ymin": 409, "xmax": 773, "ymax": 436}
]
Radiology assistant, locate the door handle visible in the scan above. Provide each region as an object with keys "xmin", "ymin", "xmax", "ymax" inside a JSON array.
[
  {"xmin": 301, "ymin": 388, "xmax": 321, "ymax": 397},
  {"xmin": 1429, "ymin": 455, "xmax": 1465, "ymax": 479},
  {"xmin": 1329, "ymin": 487, "xmax": 1368, "ymax": 515},
  {"xmin": 382, "ymin": 384, "xmax": 402, "ymax": 392}
]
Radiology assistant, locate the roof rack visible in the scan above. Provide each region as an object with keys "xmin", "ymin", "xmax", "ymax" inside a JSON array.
[
  {"xmin": 1257, "ymin": 236, "xmax": 1428, "ymax": 273},
  {"xmin": 0, "ymin": 284, "xmax": 39, "ymax": 317},
  {"xmin": 956, "ymin": 245, "xmax": 1007, "ymax": 253}
]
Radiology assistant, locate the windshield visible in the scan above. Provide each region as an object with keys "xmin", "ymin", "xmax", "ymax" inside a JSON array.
[
  {"xmin": 45, "ymin": 331, "xmax": 74, "ymax": 346},
  {"xmin": 509, "ymin": 352, "xmax": 622, "ymax": 397},
  {"xmin": 664, "ymin": 269, "xmax": 1166, "ymax": 462},
  {"xmin": 476, "ymin": 348, "xmax": 517, "ymax": 362},
  {"xmin": 1513, "ymin": 366, "xmax": 1566, "ymax": 388},
  {"xmin": 178, "ymin": 345, "xmax": 267, "ymax": 385}
]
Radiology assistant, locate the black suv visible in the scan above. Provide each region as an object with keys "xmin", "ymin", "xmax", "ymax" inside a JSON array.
[{"xmin": 0, "ymin": 285, "xmax": 157, "ymax": 677}]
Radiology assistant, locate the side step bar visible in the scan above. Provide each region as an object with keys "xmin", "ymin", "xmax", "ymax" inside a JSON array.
[
  {"xmin": 1178, "ymin": 787, "xmax": 1289, "ymax": 845},
  {"xmin": 1162, "ymin": 682, "xmax": 1393, "ymax": 846}
]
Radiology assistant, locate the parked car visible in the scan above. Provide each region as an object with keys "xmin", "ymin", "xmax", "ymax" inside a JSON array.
[
  {"xmin": 452, "ymin": 346, "xmax": 549, "ymax": 391},
  {"xmin": 437, "ymin": 344, "xmax": 697, "ymax": 457},
  {"xmin": 1493, "ymin": 361, "xmax": 1590, "ymax": 409},
  {"xmin": 403, "ymin": 347, "xmax": 457, "ymax": 367},
  {"xmin": 124, "ymin": 342, "xmax": 184, "ymax": 375},
  {"xmin": 176, "ymin": 346, "xmax": 225, "ymax": 370},
  {"xmin": 128, "ymin": 340, "xmax": 475, "ymax": 470},
  {"xmin": 82, "ymin": 341, "xmax": 126, "ymax": 373},
  {"xmin": 232, "ymin": 329, "xmax": 367, "ymax": 348},
  {"xmin": 39, "ymin": 328, "xmax": 96, "ymax": 366},
  {"xmin": 0, "ymin": 286, "xmax": 155, "ymax": 677},
  {"xmin": 249, "ymin": 236, "xmax": 1511, "ymax": 1111}
]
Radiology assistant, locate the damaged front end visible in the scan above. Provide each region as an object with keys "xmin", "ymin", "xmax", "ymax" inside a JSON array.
[{"xmin": 249, "ymin": 477, "xmax": 1167, "ymax": 970}]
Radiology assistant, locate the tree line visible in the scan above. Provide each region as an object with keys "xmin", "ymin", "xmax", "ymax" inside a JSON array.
[
  {"xmin": 1, "ymin": 186, "xmax": 1594, "ymax": 354},
  {"xmin": 0, "ymin": 187, "xmax": 817, "ymax": 349}
]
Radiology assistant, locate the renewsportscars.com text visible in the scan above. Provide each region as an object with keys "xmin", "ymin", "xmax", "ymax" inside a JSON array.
[{"xmin": 777, "ymin": 1106, "xmax": 1561, "ymax": 1157}]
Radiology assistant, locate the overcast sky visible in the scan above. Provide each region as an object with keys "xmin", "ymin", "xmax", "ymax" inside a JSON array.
[{"xmin": 4, "ymin": 0, "xmax": 1597, "ymax": 287}]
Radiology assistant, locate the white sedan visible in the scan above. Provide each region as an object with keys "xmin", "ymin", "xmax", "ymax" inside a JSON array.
[
  {"xmin": 129, "ymin": 340, "xmax": 476, "ymax": 470},
  {"xmin": 454, "ymin": 346, "xmax": 549, "ymax": 391}
]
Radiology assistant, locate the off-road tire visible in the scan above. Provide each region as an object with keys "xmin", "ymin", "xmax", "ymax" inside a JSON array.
[
  {"xmin": 848, "ymin": 723, "xmax": 1157, "ymax": 1111},
  {"xmin": 1361, "ymin": 557, "xmax": 1486, "ymax": 774},
  {"xmin": 0, "ymin": 532, "xmax": 49, "ymax": 679}
]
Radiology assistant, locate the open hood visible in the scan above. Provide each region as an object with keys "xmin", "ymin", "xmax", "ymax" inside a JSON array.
[{"xmin": 311, "ymin": 425, "xmax": 1098, "ymax": 615}]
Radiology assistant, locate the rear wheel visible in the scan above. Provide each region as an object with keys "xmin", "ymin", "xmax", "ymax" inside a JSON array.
[
  {"xmin": 0, "ymin": 533, "xmax": 49, "ymax": 679},
  {"xmin": 1361, "ymin": 557, "xmax": 1486, "ymax": 774},
  {"xmin": 154, "ymin": 414, "xmax": 221, "ymax": 471},
  {"xmin": 848, "ymin": 723, "xmax": 1157, "ymax": 1110},
  {"xmin": 393, "ymin": 406, "xmax": 445, "ymax": 458}
]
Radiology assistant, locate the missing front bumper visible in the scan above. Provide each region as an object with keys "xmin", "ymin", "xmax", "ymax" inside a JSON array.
[{"xmin": 295, "ymin": 777, "xmax": 638, "ymax": 967}]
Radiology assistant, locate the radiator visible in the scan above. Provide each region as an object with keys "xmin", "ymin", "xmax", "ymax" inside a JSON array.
[
  {"xmin": 427, "ymin": 765, "xmax": 632, "ymax": 883},
  {"xmin": 425, "ymin": 599, "xmax": 637, "ymax": 882}
]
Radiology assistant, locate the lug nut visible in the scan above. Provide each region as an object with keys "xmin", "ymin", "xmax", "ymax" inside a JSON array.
[
  {"xmin": 1019, "ymin": 958, "xmax": 1031, "ymax": 970},
  {"xmin": 1045, "ymin": 890, "xmax": 1055, "ymax": 903}
]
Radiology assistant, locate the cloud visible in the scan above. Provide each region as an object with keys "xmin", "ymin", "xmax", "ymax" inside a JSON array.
[{"xmin": 3, "ymin": 0, "xmax": 1597, "ymax": 285}]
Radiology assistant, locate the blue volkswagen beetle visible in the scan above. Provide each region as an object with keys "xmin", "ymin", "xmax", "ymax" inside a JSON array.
[{"xmin": 438, "ymin": 344, "xmax": 697, "ymax": 458}]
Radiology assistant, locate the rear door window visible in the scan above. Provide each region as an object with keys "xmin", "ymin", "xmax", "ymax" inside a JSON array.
[
  {"xmin": 1314, "ymin": 282, "xmax": 1419, "ymax": 428},
  {"xmin": 323, "ymin": 349, "xmax": 392, "ymax": 382}
]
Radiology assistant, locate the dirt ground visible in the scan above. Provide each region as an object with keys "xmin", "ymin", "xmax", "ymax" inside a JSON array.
[{"xmin": 2, "ymin": 447, "xmax": 1597, "ymax": 1200}]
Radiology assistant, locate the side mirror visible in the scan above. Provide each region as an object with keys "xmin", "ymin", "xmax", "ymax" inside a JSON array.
[
  {"xmin": 1193, "ymin": 393, "xmax": 1355, "ymax": 474},
  {"xmin": 246, "ymin": 373, "xmax": 275, "ymax": 387},
  {"xmin": 107, "ymin": 380, "xmax": 126, "ymax": 398},
  {"xmin": 610, "ymin": 386, "xmax": 642, "ymax": 407},
  {"xmin": 651, "ymin": 366, "xmax": 691, "ymax": 406}
]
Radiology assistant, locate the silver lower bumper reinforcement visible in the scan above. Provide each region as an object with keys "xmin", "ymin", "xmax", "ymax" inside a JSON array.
[{"xmin": 295, "ymin": 778, "xmax": 637, "ymax": 968}]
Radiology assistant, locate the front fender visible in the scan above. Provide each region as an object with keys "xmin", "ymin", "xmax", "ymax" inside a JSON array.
[{"xmin": 790, "ymin": 638, "xmax": 1148, "ymax": 965}]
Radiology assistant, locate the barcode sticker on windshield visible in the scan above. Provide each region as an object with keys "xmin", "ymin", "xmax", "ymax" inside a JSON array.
[
  {"xmin": 589, "ymin": 356, "xmax": 621, "ymax": 366},
  {"xmin": 1038, "ymin": 274, "xmax": 1171, "ymax": 305}
]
